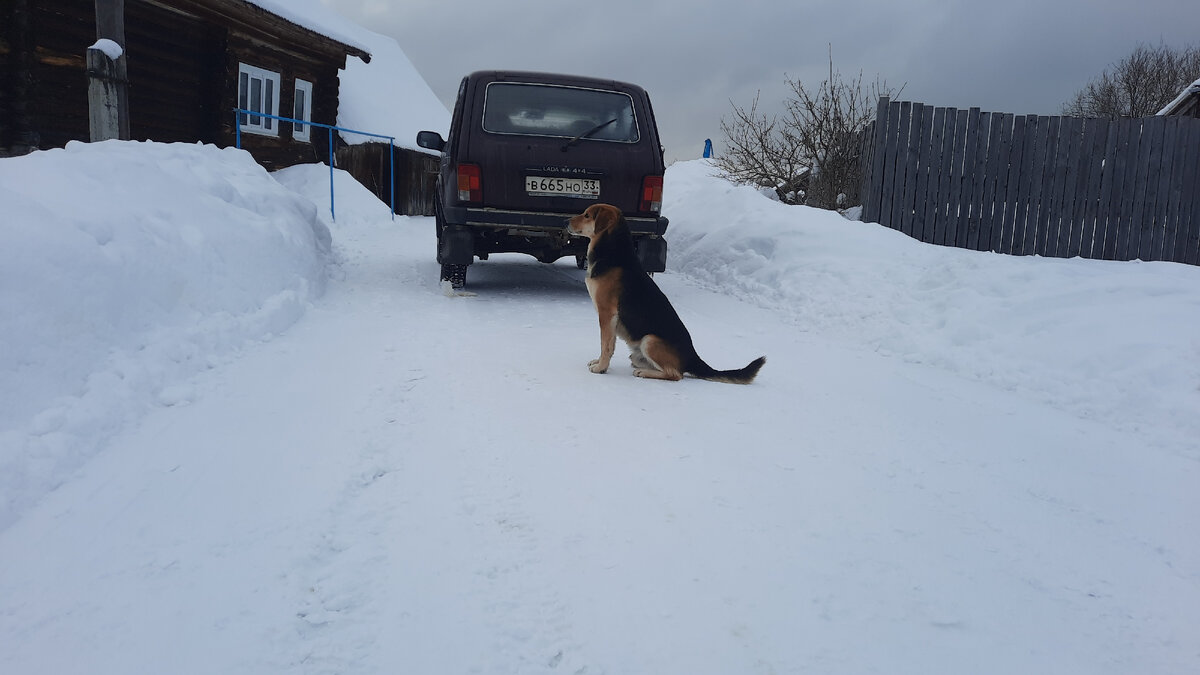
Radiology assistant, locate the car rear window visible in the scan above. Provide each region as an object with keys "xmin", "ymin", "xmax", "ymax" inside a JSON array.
[{"xmin": 482, "ymin": 83, "xmax": 640, "ymax": 143}]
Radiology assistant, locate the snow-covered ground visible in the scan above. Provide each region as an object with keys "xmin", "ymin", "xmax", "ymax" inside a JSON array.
[{"xmin": 1, "ymin": 141, "xmax": 1198, "ymax": 674}]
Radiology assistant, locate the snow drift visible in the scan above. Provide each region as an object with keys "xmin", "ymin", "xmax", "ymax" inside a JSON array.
[
  {"xmin": 0, "ymin": 140, "xmax": 330, "ymax": 530},
  {"xmin": 665, "ymin": 160, "xmax": 1200, "ymax": 451},
  {"xmin": 1, "ymin": 142, "xmax": 1197, "ymax": 674}
]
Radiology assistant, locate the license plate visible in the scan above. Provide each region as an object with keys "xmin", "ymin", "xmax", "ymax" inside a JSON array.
[{"xmin": 525, "ymin": 176, "xmax": 601, "ymax": 199}]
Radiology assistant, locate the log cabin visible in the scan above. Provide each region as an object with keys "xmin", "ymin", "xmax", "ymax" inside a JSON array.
[{"xmin": 0, "ymin": 0, "xmax": 371, "ymax": 170}]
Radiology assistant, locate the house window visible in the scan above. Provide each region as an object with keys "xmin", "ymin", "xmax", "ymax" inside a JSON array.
[
  {"xmin": 293, "ymin": 79, "xmax": 314, "ymax": 143},
  {"xmin": 238, "ymin": 63, "xmax": 281, "ymax": 137}
]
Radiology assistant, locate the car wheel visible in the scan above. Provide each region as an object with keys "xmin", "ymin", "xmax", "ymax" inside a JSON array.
[{"xmin": 575, "ymin": 254, "xmax": 587, "ymax": 270}]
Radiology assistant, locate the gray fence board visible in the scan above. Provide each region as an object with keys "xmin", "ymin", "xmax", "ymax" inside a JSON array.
[
  {"xmin": 959, "ymin": 109, "xmax": 979, "ymax": 249},
  {"xmin": 880, "ymin": 100, "xmax": 903, "ymax": 232},
  {"xmin": 997, "ymin": 114, "xmax": 1023, "ymax": 253},
  {"xmin": 1138, "ymin": 116, "xmax": 1164, "ymax": 259},
  {"xmin": 1052, "ymin": 116, "xmax": 1079, "ymax": 258},
  {"xmin": 1057, "ymin": 116, "xmax": 1084, "ymax": 258},
  {"xmin": 1035, "ymin": 116, "xmax": 1060, "ymax": 257},
  {"xmin": 934, "ymin": 109, "xmax": 958, "ymax": 246},
  {"xmin": 1013, "ymin": 115, "xmax": 1041, "ymax": 255},
  {"xmin": 1025, "ymin": 116, "xmax": 1052, "ymax": 256},
  {"xmin": 1079, "ymin": 118, "xmax": 1108, "ymax": 258},
  {"xmin": 1179, "ymin": 121, "xmax": 1200, "ymax": 264},
  {"xmin": 1164, "ymin": 119, "xmax": 1187, "ymax": 259},
  {"xmin": 1071, "ymin": 119, "xmax": 1093, "ymax": 257},
  {"xmin": 990, "ymin": 113, "xmax": 1015, "ymax": 253},
  {"xmin": 1153, "ymin": 117, "xmax": 1180, "ymax": 261},
  {"xmin": 912, "ymin": 105, "xmax": 935, "ymax": 240},
  {"xmin": 889, "ymin": 102, "xmax": 910, "ymax": 234},
  {"xmin": 922, "ymin": 106, "xmax": 946, "ymax": 242},
  {"xmin": 979, "ymin": 112, "xmax": 1002, "ymax": 250},
  {"xmin": 860, "ymin": 97, "xmax": 1200, "ymax": 266},
  {"xmin": 1108, "ymin": 121, "xmax": 1133, "ymax": 260},
  {"xmin": 1131, "ymin": 116, "xmax": 1157, "ymax": 260},
  {"xmin": 900, "ymin": 103, "xmax": 924, "ymax": 237}
]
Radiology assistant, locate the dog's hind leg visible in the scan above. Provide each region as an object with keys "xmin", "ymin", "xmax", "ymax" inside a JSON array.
[
  {"xmin": 633, "ymin": 335, "xmax": 683, "ymax": 381},
  {"xmin": 628, "ymin": 340, "xmax": 654, "ymax": 369}
]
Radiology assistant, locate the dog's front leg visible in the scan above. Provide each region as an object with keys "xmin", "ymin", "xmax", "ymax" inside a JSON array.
[
  {"xmin": 589, "ymin": 312, "xmax": 617, "ymax": 373},
  {"xmin": 585, "ymin": 270, "xmax": 621, "ymax": 374}
]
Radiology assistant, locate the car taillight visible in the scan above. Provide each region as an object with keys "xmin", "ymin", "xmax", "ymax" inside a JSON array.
[
  {"xmin": 640, "ymin": 175, "xmax": 663, "ymax": 213},
  {"xmin": 457, "ymin": 163, "xmax": 482, "ymax": 203}
]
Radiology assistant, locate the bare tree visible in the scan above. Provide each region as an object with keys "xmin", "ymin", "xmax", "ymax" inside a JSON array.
[
  {"xmin": 1063, "ymin": 42, "xmax": 1200, "ymax": 118},
  {"xmin": 715, "ymin": 50, "xmax": 900, "ymax": 210}
]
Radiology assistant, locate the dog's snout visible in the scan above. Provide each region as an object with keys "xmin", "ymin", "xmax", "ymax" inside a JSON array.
[{"xmin": 566, "ymin": 214, "xmax": 584, "ymax": 236}]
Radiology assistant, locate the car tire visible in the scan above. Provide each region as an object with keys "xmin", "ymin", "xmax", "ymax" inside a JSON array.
[{"xmin": 441, "ymin": 263, "xmax": 467, "ymax": 290}]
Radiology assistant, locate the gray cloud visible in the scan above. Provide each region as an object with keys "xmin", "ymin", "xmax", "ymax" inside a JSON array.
[{"xmin": 323, "ymin": 0, "xmax": 1200, "ymax": 163}]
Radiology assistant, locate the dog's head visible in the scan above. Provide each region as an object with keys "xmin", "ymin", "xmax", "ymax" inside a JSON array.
[{"xmin": 566, "ymin": 203, "xmax": 623, "ymax": 240}]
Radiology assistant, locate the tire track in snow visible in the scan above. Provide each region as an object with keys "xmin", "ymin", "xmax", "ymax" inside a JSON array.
[
  {"xmin": 455, "ymin": 452, "xmax": 590, "ymax": 674},
  {"xmin": 287, "ymin": 363, "xmax": 427, "ymax": 672}
]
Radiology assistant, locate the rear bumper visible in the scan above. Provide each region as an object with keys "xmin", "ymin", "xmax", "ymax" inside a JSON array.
[{"xmin": 445, "ymin": 205, "xmax": 669, "ymax": 236}]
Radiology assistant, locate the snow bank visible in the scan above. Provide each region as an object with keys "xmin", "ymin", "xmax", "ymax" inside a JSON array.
[
  {"xmin": 1, "ymin": 144, "xmax": 1197, "ymax": 674},
  {"xmin": 272, "ymin": 161, "xmax": 396, "ymax": 228},
  {"xmin": 665, "ymin": 159, "xmax": 1200, "ymax": 449},
  {"xmin": 0, "ymin": 141, "xmax": 331, "ymax": 530}
]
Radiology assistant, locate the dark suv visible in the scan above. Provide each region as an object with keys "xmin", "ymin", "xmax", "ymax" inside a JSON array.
[{"xmin": 417, "ymin": 71, "xmax": 669, "ymax": 288}]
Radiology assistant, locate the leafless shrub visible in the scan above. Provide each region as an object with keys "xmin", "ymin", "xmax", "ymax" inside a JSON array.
[{"xmin": 715, "ymin": 50, "xmax": 901, "ymax": 210}]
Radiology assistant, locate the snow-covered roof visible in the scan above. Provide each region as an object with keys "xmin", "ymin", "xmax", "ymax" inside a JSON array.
[
  {"xmin": 1157, "ymin": 77, "xmax": 1200, "ymax": 116},
  {"xmin": 244, "ymin": 0, "xmax": 372, "ymax": 58},
  {"xmin": 243, "ymin": 0, "xmax": 450, "ymax": 151}
]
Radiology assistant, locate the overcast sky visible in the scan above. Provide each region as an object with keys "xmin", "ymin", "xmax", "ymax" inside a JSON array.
[{"xmin": 321, "ymin": 0, "xmax": 1199, "ymax": 164}]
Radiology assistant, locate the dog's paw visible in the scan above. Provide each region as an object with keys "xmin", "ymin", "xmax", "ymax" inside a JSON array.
[
  {"xmin": 635, "ymin": 368, "xmax": 680, "ymax": 381},
  {"xmin": 588, "ymin": 359, "xmax": 608, "ymax": 374}
]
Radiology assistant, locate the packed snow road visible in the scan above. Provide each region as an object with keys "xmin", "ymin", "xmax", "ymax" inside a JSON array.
[{"xmin": 2, "ymin": 147, "xmax": 1197, "ymax": 674}]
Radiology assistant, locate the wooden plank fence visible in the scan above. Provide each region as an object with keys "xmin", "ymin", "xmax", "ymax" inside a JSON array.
[{"xmin": 859, "ymin": 98, "xmax": 1200, "ymax": 265}]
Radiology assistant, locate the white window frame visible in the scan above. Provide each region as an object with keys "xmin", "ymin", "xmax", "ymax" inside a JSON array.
[
  {"xmin": 293, "ymin": 78, "xmax": 314, "ymax": 143},
  {"xmin": 238, "ymin": 63, "xmax": 281, "ymax": 137}
]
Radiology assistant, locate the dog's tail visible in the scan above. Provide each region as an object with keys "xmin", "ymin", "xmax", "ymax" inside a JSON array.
[{"xmin": 690, "ymin": 355, "xmax": 766, "ymax": 384}]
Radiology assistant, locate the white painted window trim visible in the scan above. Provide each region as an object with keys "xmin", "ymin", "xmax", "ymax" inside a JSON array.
[
  {"xmin": 238, "ymin": 63, "xmax": 281, "ymax": 137},
  {"xmin": 293, "ymin": 78, "xmax": 314, "ymax": 143}
]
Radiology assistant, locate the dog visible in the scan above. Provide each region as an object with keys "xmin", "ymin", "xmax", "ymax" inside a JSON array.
[{"xmin": 566, "ymin": 203, "xmax": 766, "ymax": 384}]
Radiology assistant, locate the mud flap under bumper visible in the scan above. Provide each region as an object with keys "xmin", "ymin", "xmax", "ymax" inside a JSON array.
[{"xmin": 437, "ymin": 225, "xmax": 475, "ymax": 265}]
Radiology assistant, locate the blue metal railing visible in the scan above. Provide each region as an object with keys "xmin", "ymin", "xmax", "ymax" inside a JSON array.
[{"xmin": 234, "ymin": 109, "xmax": 395, "ymax": 222}]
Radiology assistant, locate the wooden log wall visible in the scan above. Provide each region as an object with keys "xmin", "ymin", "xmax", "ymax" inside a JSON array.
[{"xmin": 1, "ymin": 0, "xmax": 356, "ymax": 171}]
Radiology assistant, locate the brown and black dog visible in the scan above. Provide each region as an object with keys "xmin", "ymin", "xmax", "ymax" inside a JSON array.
[{"xmin": 566, "ymin": 203, "xmax": 766, "ymax": 383}]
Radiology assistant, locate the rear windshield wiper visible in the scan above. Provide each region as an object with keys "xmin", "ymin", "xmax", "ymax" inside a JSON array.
[{"xmin": 561, "ymin": 118, "xmax": 618, "ymax": 151}]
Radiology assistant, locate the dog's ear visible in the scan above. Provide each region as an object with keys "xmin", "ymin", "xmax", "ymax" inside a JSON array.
[{"xmin": 592, "ymin": 205, "xmax": 620, "ymax": 236}]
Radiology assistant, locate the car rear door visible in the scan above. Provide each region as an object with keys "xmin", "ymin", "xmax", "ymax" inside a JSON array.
[{"xmin": 463, "ymin": 78, "xmax": 655, "ymax": 217}]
